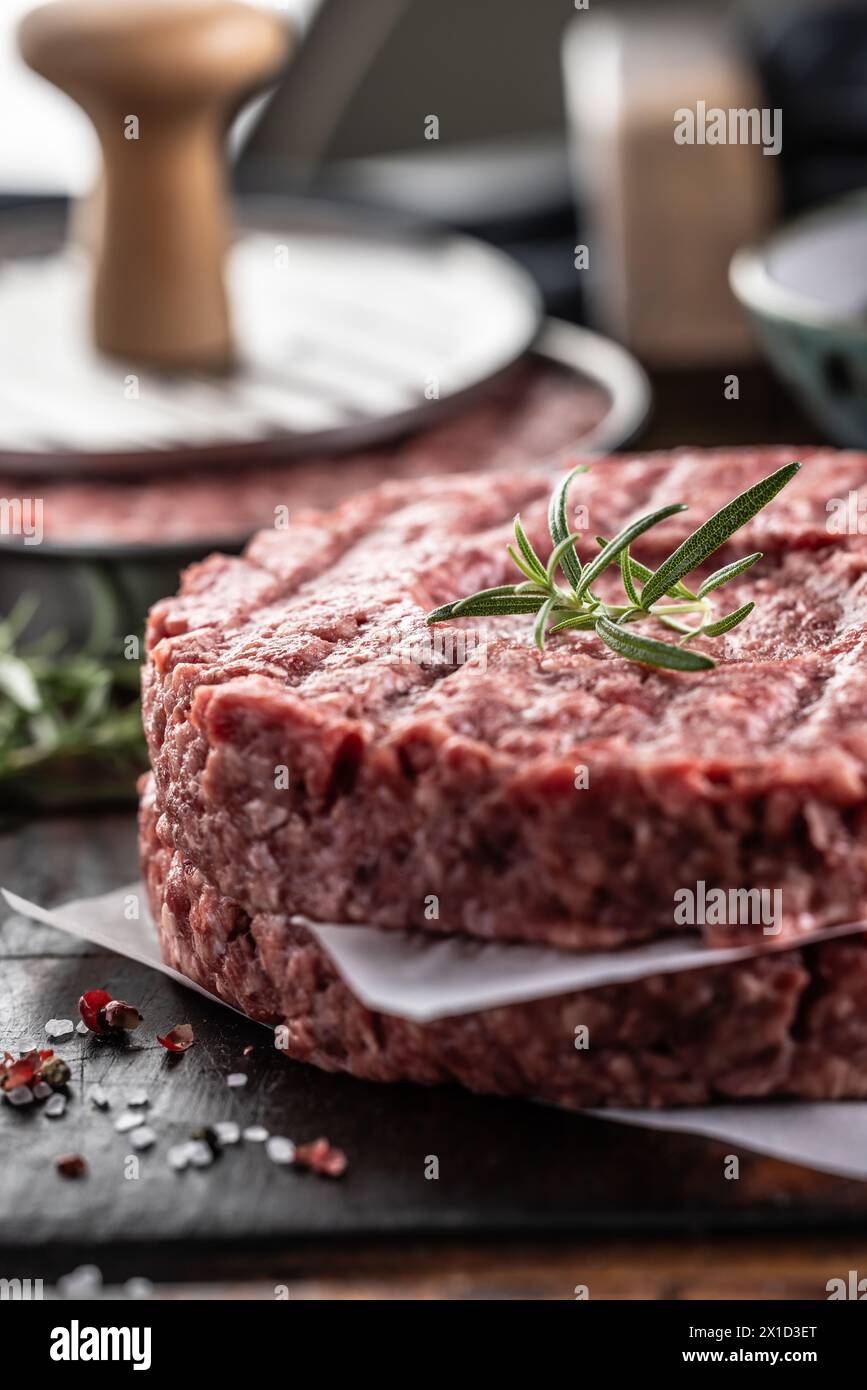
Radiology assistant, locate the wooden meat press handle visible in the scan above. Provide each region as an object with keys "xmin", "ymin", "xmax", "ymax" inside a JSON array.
[{"xmin": 19, "ymin": 0, "xmax": 292, "ymax": 371}]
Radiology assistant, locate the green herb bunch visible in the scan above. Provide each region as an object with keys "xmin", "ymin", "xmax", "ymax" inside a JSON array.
[
  {"xmin": 0, "ymin": 595, "xmax": 146, "ymax": 810},
  {"xmin": 427, "ymin": 460, "xmax": 800, "ymax": 671}
]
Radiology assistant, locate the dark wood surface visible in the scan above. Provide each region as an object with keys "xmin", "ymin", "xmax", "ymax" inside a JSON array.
[{"xmin": 2, "ymin": 812, "xmax": 867, "ymax": 1296}]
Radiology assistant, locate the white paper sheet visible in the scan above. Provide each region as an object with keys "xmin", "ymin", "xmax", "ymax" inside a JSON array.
[
  {"xmin": 301, "ymin": 916, "xmax": 867, "ymax": 1023},
  {"xmin": 5, "ymin": 882, "xmax": 865, "ymax": 1024},
  {"xmin": 591, "ymin": 1105, "xmax": 867, "ymax": 1184},
  {"xmin": 0, "ymin": 886, "xmax": 255, "ymax": 1019},
  {"xmin": 5, "ymin": 883, "xmax": 867, "ymax": 1181}
]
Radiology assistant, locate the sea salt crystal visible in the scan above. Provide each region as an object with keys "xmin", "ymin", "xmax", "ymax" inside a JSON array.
[
  {"xmin": 45, "ymin": 1018, "xmax": 75, "ymax": 1041},
  {"xmin": 88, "ymin": 1085, "xmax": 109, "ymax": 1110},
  {"xmin": 127, "ymin": 1090, "xmax": 149, "ymax": 1108},
  {"xmin": 18, "ymin": 1039, "xmax": 37, "ymax": 1055},
  {"xmin": 5, "ymin": 1085, "xmax": 33, "ymax": 1107},
  {"xmin": 226, "ymin": 1073, "xmax": 247, "ymax": 1088},
  {"xmin": 114, "ymin": 1110, "xmax": 144, "ymax": 1133},
  {"xmin": 58, "ymin": 1265, "xmax": 102, "ymax": 1299},
  {"xmin": 124, "ymin": 1277, "xmax": 154, "ymax": 1300},
  {"xmin": 187, "ymin": 1139, "xmax": 214, "ymax": 1168},
  {"xmin": 243, "ymin": 1125, "xmax": 268, "ymax": 1143},
  {"xmin": 45, "ymin": 1093, "xmax": 67, "ymax": 1118},
  {"xmin": 33, "ymin": 1081, "xmax": 52, "ymax": 1100},
  {"xmin": 265, "ymin": 1136, "xmax": 295, "ymax": 1166},
  {"xmin": 167, "ymin": 1143, "xmax": 192, "ymax": 1172},
  {"xmin": 76, "ymin": 1021, "xmax": 89, "ymax": 1035},
  {"xmin": 129, "ymin": 1126, "xmax": 156, "ymax": 1151},
  {"xmin": 214, "ymin": 1121, "xmax": 240, "ymax": 1146}
]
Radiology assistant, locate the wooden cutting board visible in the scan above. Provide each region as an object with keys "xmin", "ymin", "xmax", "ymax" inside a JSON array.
[{"xmin": 2, "ymin": 813, "xmax": 867, "ymax": 1286}]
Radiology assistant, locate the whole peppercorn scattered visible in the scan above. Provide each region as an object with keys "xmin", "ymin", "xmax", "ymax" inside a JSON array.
[
  {"xmin": 101, "ymin": 1000, "xmax": 142, "ymax": 1032},
  {"xmin": 79, "ymin": 991, "xmax": 142, "ymax": 1035},
  {"xmin": 191, "ymin": 1126, "xmax": 221, "ymax": 1157},
  {"xmin": 1, "ymin": 1057, "xmax": 36, "ymax": 1091},
  {"xmin": 56, "ymin": 1153, "xmax": 87, "ymax": 1179},
  {"xmin": 78, "ymin": 990, "xmax": 112, "ymax": 1034},
  {"xmin": 157, "ymin": 1024, "xmax": 194, "ymax": 1052},
  {"xmin": 40, "ymin": 1056, "xmax": 71, "ymax": 1090}
]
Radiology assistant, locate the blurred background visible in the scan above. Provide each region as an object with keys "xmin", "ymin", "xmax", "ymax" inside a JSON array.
[
  {"xmin": 4, "ymin": 0, "xmax": 866, "ymax": 433},
  {"xmin": 1, "ymin": 0, "xmax": 866, "ymax": 808}
]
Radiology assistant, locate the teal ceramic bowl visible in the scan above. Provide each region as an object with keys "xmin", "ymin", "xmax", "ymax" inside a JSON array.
[{"xmin": 730, "ymin": 193, "xmax": 867, "ymax": 447}]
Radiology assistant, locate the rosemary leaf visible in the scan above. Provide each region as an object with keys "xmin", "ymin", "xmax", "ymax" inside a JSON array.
[
  {"xmin": 507, "ymin": 545, "xmax": 546, "ymax": 585},
  {"xmin": 456, "ymin": 597, "xmax": 548, "ymax": 617},
  {"xmin": 546, "ymin": 531, "xmax": 583, "ymax": 586},
  {"xmin": 426, "ymin": 601, "xmax": 464, "ymax": 624},
  {"xmin": 697, "ymin": 552, "xmax": 763, "ymax": 599},
  {"xmin": 452, "ymin": 585, "xmax": 522, "ymax": 613},
  {"xmin": 0, "ymin": 654, "xmax": 42, "ymax": 713},
  {"xmin": 0, "ymin": 594, "xmax": 40, "ymax": 652},
  {"xmin": 595, "ymin": 616, "xmax": 716, "ymax": 671},
  {"xmin": 534, "ymin": 597, "xmax": 555, "ymax": 651},
  {"xmin": 513, "ymin": 515, "xmax": 548, "ymax": 582},
  {"xmin": 426, "ymin": 592, "xmax": 510, "ymax": 623},
  {"xmin": 547, "ymin": 465, "xmax": 587, "ymax": 588},
  {"xmin": 640, "ymin": 462, "xmax": 800, "ymax": 608},
  {"xmin": 548, "ymin": 613, "xmax": 599, "ymax": 634},
  {"xmin": 619, "ymin": 546, "xmax": 640, "ymax": 607},
  {"xmin": 701, "ymin": 601, "xmax": 755, "ymax": 637},
  {"xmin": 427, "ymin": 594, "xmax": 546, "ymax": 622}
]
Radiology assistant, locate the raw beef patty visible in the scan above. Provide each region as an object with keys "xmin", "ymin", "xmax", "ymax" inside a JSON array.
[
  {"xmin": 140, "ymin": 780, "xmax": 867, "ymax": 1110},
  {"xmin": 141, "ymin": 446, "xmax": 867, "ymax": 950}
]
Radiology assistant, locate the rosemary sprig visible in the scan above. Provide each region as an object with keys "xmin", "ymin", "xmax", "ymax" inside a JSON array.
[
  {"xmin": 0, "ymin": 595, "xmax": 147, "ymax": 810},
  {"xmin": 426, "ymin": 460, "xmax": 800, "ymax": 671}
]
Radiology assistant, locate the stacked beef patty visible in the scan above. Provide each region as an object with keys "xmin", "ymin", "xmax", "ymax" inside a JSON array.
[{"xmin": 139, "ymin": 446, "xmax": 867, "ymax": 1107}]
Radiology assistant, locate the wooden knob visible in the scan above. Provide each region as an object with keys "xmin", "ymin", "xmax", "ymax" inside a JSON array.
[{"xmin": 19, "ymin": 0, "xmax": 291, "ymax": 372}]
